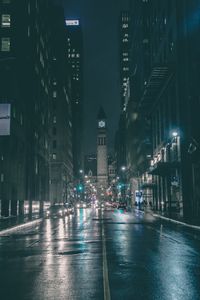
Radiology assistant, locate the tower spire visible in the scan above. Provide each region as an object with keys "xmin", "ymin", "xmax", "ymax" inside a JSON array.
[{"xmin": 97, "ymin": 106, "xmax": 106, "ymax": 120}]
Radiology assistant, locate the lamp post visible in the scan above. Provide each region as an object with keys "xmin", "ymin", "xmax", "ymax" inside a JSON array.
[{"xmin": 121, "ymin": 166, "xmax": 126, "ymax": 203}]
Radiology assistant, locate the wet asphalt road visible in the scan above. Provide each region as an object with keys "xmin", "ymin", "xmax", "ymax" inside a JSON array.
[{"xmin": 0, "ymin": 208, "xmax": 200, "ymax": 300}]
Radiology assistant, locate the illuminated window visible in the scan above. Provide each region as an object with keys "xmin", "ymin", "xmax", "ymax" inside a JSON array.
[
  {"xmin": 52, "ymin": 153, "xmax": 56, "ymax": 160},
  {"xmin": 53, "ymin": 116, "xmax": 56, "ymax": 123},
  {"xmin": 1, "ymin": 174, "xmax": 4, "ymax": 183},
  {"xmin": 53, "ymin": 91, "xmax": 57, "ymax": 98},
  {"xmin": 35, "ymin": 159, "xmax": 38, "ymax": 175},
  {"xmin": 1, "ymin": 14, "xmax": 11, "ymax": 27},
  {"xmin": 1, "ymin": 37, "xmax": 10, "ymax": 51},
  {"xmin": 28, "ymin": 2, "xmax": 30, "ymax": 14},
  {"xmin": 45, "ymin": 139, "xmax": 48, "ymax": 149}
]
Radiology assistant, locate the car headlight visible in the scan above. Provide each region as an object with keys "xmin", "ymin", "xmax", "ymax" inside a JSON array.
[
  {"xmin": 65, "ymin": 209, "xmax": 68, "ymax": 213},
  {"xmin": 59, "ymin": 210, "xmax": 63, "ymax": 215},
  {"xmin": 77, "ymin": 204, "xmax": 80, "ymax": 208}
]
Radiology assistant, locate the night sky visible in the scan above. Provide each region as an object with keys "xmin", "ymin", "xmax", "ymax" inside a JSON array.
[{"xmin": 63, "ymin": 0, "xmax": 130, "ymax": 154}]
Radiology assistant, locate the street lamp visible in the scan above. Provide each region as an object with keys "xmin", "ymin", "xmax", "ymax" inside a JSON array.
[{"xmin": 121, "ymin": 166, "xmax": 126, "ymax": 203}]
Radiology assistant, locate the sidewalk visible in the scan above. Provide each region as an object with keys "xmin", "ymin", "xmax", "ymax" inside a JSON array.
[
  {"xmin": 0, "ymin": 213, "xmax": 42, "ymax": 233},
  {"xmin": 135, "ymin": 207, "xmax": 200, "ymax": 231}
]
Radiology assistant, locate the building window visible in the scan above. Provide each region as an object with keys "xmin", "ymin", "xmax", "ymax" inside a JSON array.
[
  {"xmin": 1, "ymin": 37, "xmax": 10, "ymax": 51},
  {"xmin": 1, "ymin": 14, "xmax": 11, "ymax": 27},
  {"xmin": 52, "ymin": 127, "xmax": 57, "ymax": 135},
  {"xmin": 2, "ymin": 0, "xmax": 11, "ymax": 4},
  {"xmin": 52, "ymin": 153, "xmax": 56, "ymax": 160},
  {"xmin": 53, "ymin": 140, "xmax": 57, "ymax": 149},
  {"xmin": 35, "ymin": 159, "xmax": 38, "ymax": 175},
  {"xmin": 53, "ymin": 91, "xmax": 57, "ymax": 98},
  {"xmin": 53, "ymin": 116, "xmax": 56, "ymax": 124},
  {"xmin": 12, "ymin": 106, "xmax": 16, "ymax": 118},
  {"xmin": 45, "ymin": 139, "xmax": 48, "ymax": 149},
  {"xmin": 20, "ymin": 114, "xmax": 23, "ymax": 125},
  {"xmin": 1, "ymin": 174, "xmax": 4, "ymax": 182}
]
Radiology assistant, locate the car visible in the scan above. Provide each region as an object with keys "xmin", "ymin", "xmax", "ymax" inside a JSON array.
[
  {"xmin": 64, "ymin": 203, "xmax": 74, "ymax": 214},
  {"xmin": 46, "ymin": 204, "xmax": 68, "ymax": 218},
  {"xmin": 117, "ymin": 202, "xmax": 127, "ymax": 210},
  {"xmin": 94, "ymin": 202, "xmax": 105, "ymax": 209},
  {"xmin": 111, "ymin": 202, "xmax": 118, "ymax": 208},
  {"xmin": 76, "ymin": 202, "xmax": 87, "ymax": 208}
]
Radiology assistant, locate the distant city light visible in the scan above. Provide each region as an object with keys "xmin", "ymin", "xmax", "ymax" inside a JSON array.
[{"xmin": 65, "ymin": 20, "xmax": 79, "ymax": 26}]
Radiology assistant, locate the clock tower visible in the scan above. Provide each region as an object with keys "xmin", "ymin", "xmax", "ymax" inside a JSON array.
[{"xmin": 97, "ymin": 107, "xmax": 108, "ymax": 200}]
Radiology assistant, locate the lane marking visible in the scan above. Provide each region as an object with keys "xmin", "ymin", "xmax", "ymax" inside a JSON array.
[{"xmin": 102, "ymin": 222, "xmax": 111, "ymax": 300}]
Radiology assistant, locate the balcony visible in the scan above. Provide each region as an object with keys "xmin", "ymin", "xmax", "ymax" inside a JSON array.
[{"xmin": 138, "ymin": 65, "xmax": 173, "ymax": 112}]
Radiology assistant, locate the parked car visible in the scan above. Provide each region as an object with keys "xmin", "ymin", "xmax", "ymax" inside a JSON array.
[
  {"xmin": 117, "ymin": 202, "xmax": 127, "ymax": 210},
  {"xmin": 46, "ymin": 204, "xmax": 68, "ymax": 218},
  {"xmin": 64, "ymin": 203, "xmax": 74, "ymax": 214},
  {"xmin": 111, "ymin": 202, "xmax": 118, "ymax": 208}
]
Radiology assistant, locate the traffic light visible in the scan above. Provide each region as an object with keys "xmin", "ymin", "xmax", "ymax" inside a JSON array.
[
  {"xmin": 117, "ymin": 183, "xmax": 122, "ymax": 189},
  {"xmin": 77, "ymin": 184, "xmax": 83, "ymax": 192}
]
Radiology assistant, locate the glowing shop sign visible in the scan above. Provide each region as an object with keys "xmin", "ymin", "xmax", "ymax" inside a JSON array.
[{"xmin": 65, "ymin": 20, "xmax": 79, "ymax": 26}]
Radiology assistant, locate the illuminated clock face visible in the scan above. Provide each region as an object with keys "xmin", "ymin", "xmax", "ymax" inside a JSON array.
[{"xmin": 98, "ymin": 120, "xmax": 105, "ymax": 128}]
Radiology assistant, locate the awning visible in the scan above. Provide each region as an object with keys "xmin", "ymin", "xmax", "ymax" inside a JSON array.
[
  {"xmin": 141, "ymin": 182, "xmax": 156, "ymax": 189},
  {"xmin": 149, "ymin": 161, "xmax": 179, "ymax": 176}
]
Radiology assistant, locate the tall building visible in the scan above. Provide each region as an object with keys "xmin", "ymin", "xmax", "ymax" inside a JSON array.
[
  {"xmin": 0, "ymin": 0, "xmax": 27, "ymax": 216},
  {"xmin": 97, "ymin": 107, "xmax": 108, "ymax": 200},
  {"xmin": 124, "ymin": 0, "xmax": 200, "ymax": 224},
  {"xmin": 120, "ymin": 11, "xmax": 130, "ymax": 111},
  {"xmin": 0, "ymin": 0, "xmax": 53, "ymax": 216},
  {"xmin": 0, "ymin": 0, "xmax": 74, "ymax": 216},
  {"xmin": 49, "ymin": 6, "xmax": 73, "ymax": 205},
  {"xmin": 65, "ymin": 19, "xmax": 84, "ymax": 179},
  {"xmin": 116, "ymin": 11, "xmax": 131, "ymax": 176}
]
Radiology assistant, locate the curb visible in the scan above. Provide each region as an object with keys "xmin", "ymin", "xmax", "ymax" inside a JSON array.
[
  {"xmin": 134, "ymin": 208, "xmax": 200, "ymax": 231},
  {"xmin": 0, "ymin": 218, "xmax": 42, "ymax": 236},
  {"xmin": 153, "ymin": 213, "xmax": 200, "ymax": 231}
]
